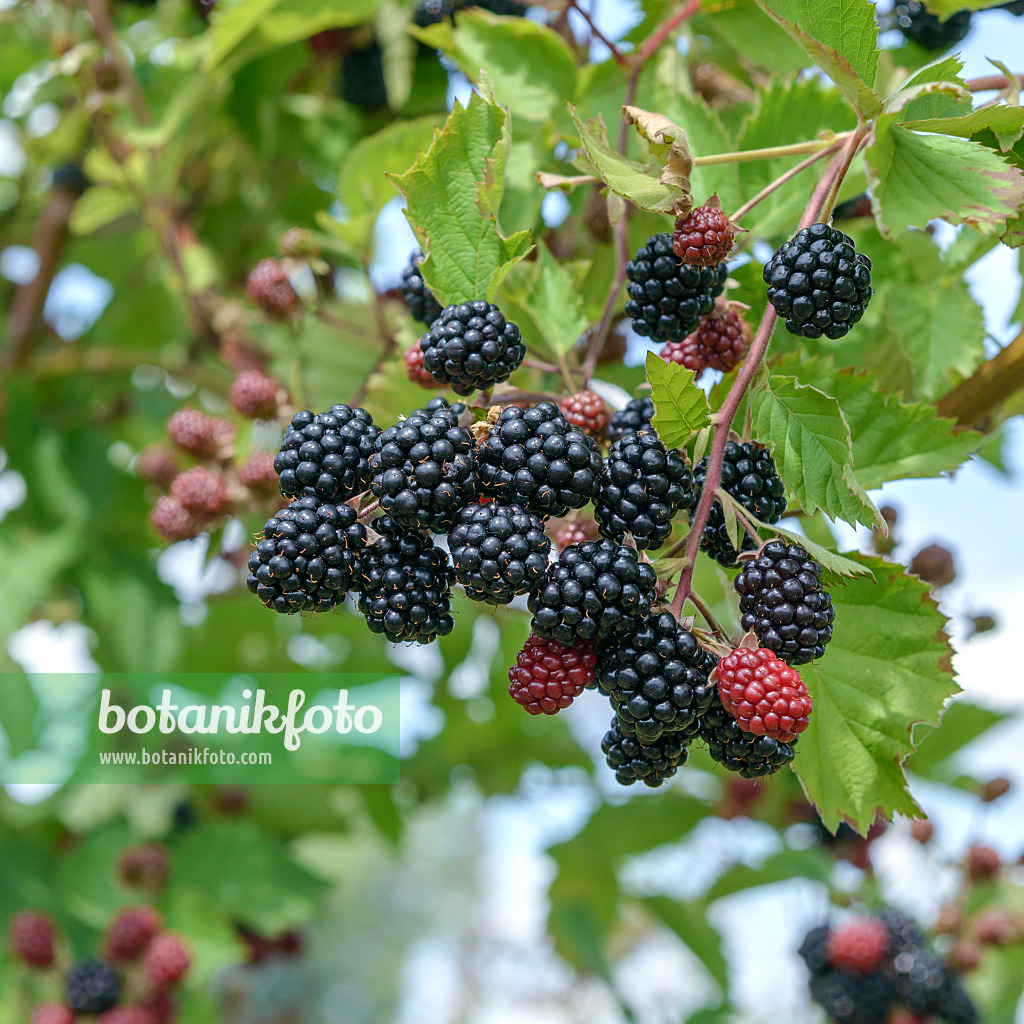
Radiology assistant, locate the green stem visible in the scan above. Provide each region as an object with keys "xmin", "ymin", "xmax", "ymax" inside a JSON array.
[{"xmin": 693, "ymin": 133, "xmax": 853, "ymax": 167}]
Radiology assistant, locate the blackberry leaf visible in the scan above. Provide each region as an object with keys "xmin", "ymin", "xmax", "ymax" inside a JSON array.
[{"xmin": 646, "ymin": 352, "xmax": 711, "ymax": 447}]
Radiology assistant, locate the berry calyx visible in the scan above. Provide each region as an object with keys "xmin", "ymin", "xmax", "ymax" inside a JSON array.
[
  {"xmin": 508, "ymin": 635, "xmax": 596, "ymax": 714},
  {"xmin": 246, "ymin": 258, "xmax": 301, "ymax": 320},
  {"xmin": 143, "ymin": 934, "xmax": 190, "ymax": 990},
  {"xmin": 714, "ymin": 646, "xmax": 812, "ymax": 742},
  {"xmin": 672, "ymin": 200, "xmax": 737, "ymax": 266},
  {"xmin": 230, "ymin": 369, "xmax": 280, "ymax": 419},
  {"xmin": 106, "ymin": 907, "xmax": 162, "ymax": 963},
  {"xmin": 826, "ymin": 917, "xmax": 890, "ymax": 977},
  {"xmin": 10, "ymin": 910, "xmax": 56, "ymax": 968},
  {"xmin": 404, "ymin": 341, "xmax": 443, "ymax": 388},
  {"xmin": 399, "ymin": 249, "xmax": 443, "ymax": 326},
  {"xmin": 659, "ymin": 304, "xmax": 749, "ymax": 374},
  {"xmin": 65, "ymin": 959, "xmax": 121, "ymax": 1014},
  {"xmin": 558, "ymin": 390, "xmax": 609, "ymax": 439}
]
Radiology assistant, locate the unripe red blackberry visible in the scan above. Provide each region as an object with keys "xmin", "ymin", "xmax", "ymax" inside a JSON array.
[
  {"xmin": 404, "ymin": 341, "xmax": 443, "ymax": 388},
  {"xmin": 601, "ymin": 719, "xmax": 689, "ymax": 787},
  {"xmin": 117, "ymin": 844, "xmax": 169, "ymax": 892},
  {"xmin": 528, "ymin": 539, "xmax": 658, "ymax": 646},
  {"xmin": 238, "ymin": 451, "xmax": 278, "ymax": 492},
  {"xmin": 170, "ymin": 467, "xmax": 230, "ymax": 521},
  {"xmin": 10, "ymin": 910, "xmax": 55, "ymax": 968},
  {"xmin": 149, "ymin": 496, "xmax": 197, "ymax": 542},
  {"xmin": 143, "ymin": 934, "xmax": 190, "ymax": 990},
  {"xmin": 826, "ymin": 918, "xmax": 890, "ymax": 976},
  {"xmin": 559, "ymin": 391, "xmax": 609, "ymax": 439},
  {"xmin": 96, "ymin": 1008, "xmax": 157, "ymax": 1024},
  {"xmin": 508, "ymin": 635, "xmax": 596, "ymax": 714},
  {"xmin": 659, "ymin": 305, "xmax": 748, "ymax": 374},
  {"xmin": 448, "ymin": 502, "xmax": 550, "ymax": 604},
  {"xmin": 966, "ymin": 843, "xmax": 1000, "ymax": 880},
  {"xmin": 734, "ymin": 541, "xmax": 834, "ymax": 664},
  {"xmin": 909, "ymin": 543, "xmax": 956, "ymax": 587},
  {"xmin": 476, "ymin": 403, "xmax": 602, "ymax": 518},
  {"xmin": 594, "ymin": 431, "xmax": 690, "ymax": 550},
  {"xmin": 106, "ymin": 907, "xmax": 161, "ymax": 963},
  {"xmin": 975, "ymin": 908, "xmax": 1017, "ymax": 945},
  {"xmin": 140, "ymin": 992, "xmax": 176, "ymax": 1024},
  {"xmin": 699, "ymin": 690, "xmax": 796, "ymax": 777},
  {"xmin": 32, "ymin": 1007, "xmax": 74, "ymax": 1024},
  {"xmin": 597, "ymin": 611, "xmax": 716, "ymax": 742},
  {"xmin": 167, "ymin": 407, "xmax": 218, "ymax": 458},
  {"xmin": 672, "ymin": 201, "xmax": 737, "ymax": 266},
  {"xmin": 714, "ymin": 647, "xmax": 812, "ymax": 742},
  {"xmin": 137, "ymin": 447, "xmax": 179, "ymax": 487},
  {"xmin": 399, "ymin": 250, "xmax": 443, "ymax": 326},
  {"xmin": 230, "ymin": 369, "xmax": 280, "ymax": 419},
  {"xmin": 607, "ymin": 396, "xmax": 655, "ymax": 442},
  {"xmin": 246, "ymin": 258, "xmax": 301, "ymax": 320},
  {"xmin": 553, "ymin": 517, "xmax": 598, "ymax": 551}
]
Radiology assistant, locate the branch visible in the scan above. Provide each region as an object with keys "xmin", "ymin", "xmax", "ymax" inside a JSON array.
[
  {"xmin": 936, "ymin": 326, "xmax": 1024, "ymax": 427},
  {"xmin": 82, "ymin": 0, "xmax": 150, "ymax": 124},
  {"xmin": 636, "ymin": 0, "xmax": 701, "ymax": 64},
  {"xmin": 566, "ymin": 0, "xmax": 630, "ymax": 67}
]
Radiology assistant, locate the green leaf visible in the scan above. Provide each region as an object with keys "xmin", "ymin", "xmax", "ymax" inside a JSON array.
[
  {"xmin": 568, "ymin": 107, "xmax": 689, "ymax": 214},
  {"xmin": 753, "ymin": 0, "xmax": 882, "ymax": 116},
  {"xmin": 391, "ymin": 87, "xmax": 534, "ymax": 306},
  {"xmin": 903, "ymin": 106, "xmax": 1024, "ymax": 152},
  {"xmin": 662, "ymin": 94, "xmax": 741, "ymax": 214},
  {"xmin": 641, "ymin": 897, "xmax": 728, "ymax": 989},
  {"xmin": 866, "ymin": 116, "xmax": 1024, "ymax": 237},
  {"xmin": 746, "ymin": 515, "xmax": 874, "ymax": 583},
  {"xmin": 750, "ymin": 375, "xmax": 882, "ymax": 530},
  {"xmin": 69, "ymin": 187, "xmax": 136, "ymax": 236},
  {"xmin": 768, "ymin": 354, "xmax": 982, "ymax": 488},
  {"xmin": 518, "ymin": 246, "xmax": 589, "ymax": 356},
  {"xmin": 647, "ymin": 353, "xmax": 712, "ymax": 446},
  {"xmin": 908, "ymin": 701, "xmax": 1005, "ymax": 778},
  {"xmin": 703, "ymin": 848, "xmax": 834, "ymax": 900},
  {"xmin": 794, "ymin": 555, "xmax": 957, "ymax": 834},
  {"xmin": 885, "ymin": 55, "xmax": 971, "ymax": 122}
]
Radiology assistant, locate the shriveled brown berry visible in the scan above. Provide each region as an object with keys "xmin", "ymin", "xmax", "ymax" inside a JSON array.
[
  {"xmin": 404, "ymin": 341, "xmax": 442, "ymax": 388},
  {"xmin": 246, "ymin": 259, "xmax": 301, "ymax": 320},
  {"xmin": 573, "ymin": 321, "xmax": 627, "ymax": 365},
  {"xmin": 170, "ymin": 467, "xmax": 230, "ymax": 520},
  {"xmin": 559, "ymin": 391, "xmax": 609, "ymax": 439},
  {"xmin": 149, "ymin": 496, "xmax": 200, "ymax": 542},
  {"xmin": 910, "ymin": 818, "xmax": 934, "ymax": 844},
  {"xmin": 137, "ymin": 447, "xmax": 179, "ymax": 487},
  {"xmin": 672, "ymin": 201, "xmax": 737, "ymax": 266},
  {"xmin": 966, "ymin": 842, "xmax": 1001, "ymax": 880},
  {"xmin": 909, "ymin": 543, "xmax": 956, "ymax": 587},
  {"xmin": 167, "ymin": 407, "xmax": 217, "ymax": 458},
  {"xmin": 230, "ymin": 370, "xmax": 280, "ymax": 418},
  {"xmin": 660, "ymin": 305, "xmax": 748, "ymax": 374},
  {"xmin": 118, "ymin": 844, "xmax": 170, "ymax": 892},
  {"xmin": 238, "ymin": 451, "xmax": 278, "ymax": 492},
  {"xmin": 980, "ymin": 776, "xmax": 1011, "ymax": 802}
]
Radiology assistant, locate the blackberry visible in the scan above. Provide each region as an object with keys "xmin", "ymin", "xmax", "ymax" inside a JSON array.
[
  {"xmin": 892, "ymin": 946, "xmax": 948, "ymax": 1015},
  {"xmin": 715, "ymin": 647, "xmax": 812, "ymax": 742},
  {"xmin": 339, "ymin": 40, "xmax": 388, "ymax": 110},
  {"xmin": 699, "ymin": 692, "xmax": 796, "ymax": 777},
  {"xmin": 878, "ymin": 910, "xmax": 925, "ymax": 955},
  {"xmin": 672, "ymin": 203, "xmax": 737, "ymax": 266},
  {"xmin": 931, "ymin": 974, "xmax": 978, "ymax": 1024},
  {"xmin": 171, "ymin": 466, "xmax": 230, "ymax": 520},
  {"xmin": 594, "ymin": 431, "xmax": 690, "ymax": 550},
  {"xmin": 247, "ymin": 497, "xmax": 365, "ymax": 614},
  {"xmin": 799, "ymin": 924, "xmax": 832, "ymax": 976},
  {"xmin": 559, "ymin": 390, "xmax": 609, "ymax": 439},
  {"xmin": 895, "ymin": 1, "xmax": 971, "ymax": 49},
  {"xmin": 275, "ymin": 404, "xmax": 380, "ymax": 503},
  {"xmin": 688, "ymin": 441, "xmax": 787, "ymax": 566},
  {"xmin": 106, "ymin": 906, "xmax": 161, "ymax": 963},
  {"xmin": 553, "ymin": 516, "xmax": 598, "ymax": 550},
  {"xmin": 10, "ymin": 911, "xmax": 55, "ymax": 968},
  {"xmin": 117, "ymin": 844, "xmax": 169, "ymax": 891},
  {"xmin": 356, "ymin": 516, "xmax": 455, "ymax": 643},
  {"xmin": 601, "ymin": 719, "xmax": 689, "ymax": 787},
  {"xmin": 476, "ymin": 403, "xmax": 602, "ymax": 517},
  {"xmin": 659, "ymin": 305, "xmax": 748, "ymax": 374},
  {"xmin": 137, "ymin": 446, "xmax": 179, "ymax": 487},
  {"xmin": 31, "ymin": 1007, "xmax": 74, "ymax": 1024},
  {"xmin": 734, "ymin": 541, "xmax": 834, "ymax": 664},
  {"xmin": 763, "ymin": 223, "xmax": 873, "ymax": 339},
  {"xmin": 143, "ymin": 934, "xmax": 190, "ymax": 990},
  {"xmin": 230, "ymin": 369, "xmax": 279, "ymax": 418},
  {"xmin": 238, "ymin": 451, "xmax": 278, "ymax": 492},
  {"xmin": 400, "ymin": 250, "xmax": 443, "ymax": 326},
  {"xmin": 413, "ymin": 0, "xmax": 526, "ymax": 26},
  {"xmin": 149, "ymin": 496, "xmax": 198, "ymax": 542},
  {"xmin": 508, "ymin": 635, "xmax": 596, "ymax": 714},
  {"xmin": 419, "ymin": 301, "xmax": 525, "ymax": 395},
  {"xmin": 965, "ymin": 842, "xmax": 1000, "ymax": 880},
  {"xmin": 528, "ymin": 539, "xmax": 657, "ymax": 645},
  {"xmin": 65, "ymin": 959, "xmax": 120, "ymax": 1015},
  {"xmin": 369, "ymin": 398, "xmax": 477, "ymax": 531},
  {"xmin": 808, "ymin": 970, "xmax": 895, "ymax": 1024},
  {"xmin": 247, "ymin": 258, "xmax": 301, "ymax": 320},
  {"xmin": 625, "ymin": 232, "xmax": 728, "ymax": 343},
  {"xmin": 607, "ymin": 396, "xmax": 655, "ymax": 442},
  {"xmin": 827, "ymin": 918, "xmax": 890, "ymax": 977},
  {"xmin": 52, "ymin": 162, "xmax": 91, "ymax": 196},
  {"xmin": 167, "ymin": 407, "xmax": 220, "ymax": 458},
  {"xmin": 909, "ymin": 543, "xmax": 956, "ymax": 587},
  {"xmin": 447, "ymin": 501, "xmax": 550, "ymax": 604},
  {"xmin": 596, "ymin": 611, "xmax": 716, "ymax": 742}
]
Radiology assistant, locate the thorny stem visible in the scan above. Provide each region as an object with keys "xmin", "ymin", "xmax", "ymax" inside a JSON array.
[
  {"xmin": 965, "ymin": 72, "xmax": 1024, "ymax": 93},
  {"xmin": 83, "ymin": 0, "xmax": 150, "ymax": 124},
  {"xmin": 668, "ymin": 127, "xmax": 868, "ymax": 619},
  {"xmin": 635, "ymin": 0, "xmax": 701, "ymax": 63},
  {"xmin": 817, "ymin": 128, "xmax": 870, "ymax": 224}
]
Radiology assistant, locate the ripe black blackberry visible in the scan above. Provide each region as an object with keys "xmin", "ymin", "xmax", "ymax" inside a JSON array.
[
  {"xmin": 419, "ymin": 301, "xmax": 525, "ymax": 395},
  {"xmin": 625, "ymin": 232, "xmax": 728, "ymax": 343},
  {"xmin": 247, "ymin": 497, "xmax": 365, "ymax": 614},
  {"xmin": 699, "ymin": 693, "xmax": 796, "ymax": 777},
  {"xmin": 808, "ymin": 970, "xmax": 895, "ymax": 1024},
  {"xmin": 447, "ymin": 501, "xmax": 550, "ymax": 604},
  {"xmin": 688, "ymin": 441, "xmax": 787, "ymax": 566},
  {"xmin": 607, "ymin": 396, "xmax": 655, "ymax": 442},
  {"xmin": 528, "ymin": 539, "xmax": 657, "ymax": 645},
  {"xmin": 596, "ymin": 611, "xmax": 716, "ymax": 742},
  {"xmin": 399, "ymin": 249, "xmax": 443, "ymax": 326},
  {"xmin": 476, "ymin": 403, "xmax": 602, "ymax": 517},
  {"xmin": 734, "ymin": 541, "xmax": 834, "ymax": 664},
  {"xmin": 275, "ymin": 404, "xmax": 380, "ymax": 503},
  {"xmin": 339, "ymin": 40, "xmax": 388, "ymax": 110},
  {"xmin": 764, "ymin": 223, "xmax": 873, "ymax": 339},
  {"xmin": 356, "ymin": 516, "xmax": 455, "ymax": 643},
  {"xmin": 798, "ymin": 924, "xmax": 832, "ymax": 976},
  {"xmin": 413, "ymin": 0, "xmax": 526, "ymax": 27},
  {"xmin": 594, "ymin": 431, "xmax": 690, "ymax": 550},
  {"xmin": 601, "ymin": 719, "xmax": 688, "ymax": 787},
  {"xmin": 369, "ymin": 398, "xmax": 477, "ymax": 531},
  {"xmin": 65, "ymin": 959, "xmax": 120, "ymax": 1015},
  {"xmin": 895, "ymin": 1, "xmax": 971, "ymax": 49}
]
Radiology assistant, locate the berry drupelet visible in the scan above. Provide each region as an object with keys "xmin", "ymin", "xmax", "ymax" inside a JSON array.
[
  {"xmin": 594, "ymin": 431, "xmax": 690, "ymax": 550},
  {"xmin": 476, "ymin": 403, "xmax": 602, "ymax": 518},
  {"xmin": 275, "ymin": 404, "xmax": 380, "ymax": 503},
  {"xmin": 764, "ymin": 223, "xmax": 872, "ymax": 339},
  {"xmin": 405, "ymin": 341, "xmax": 443, "ymax": 388},
  {"xmin": 625, "ymin": 232, "xmax": 728, "ymax": 343},
  {"xmin": 419, "ymin": 301, "xmax": 525, "ymax": 395},
  {"xmin": 447, "ymin": 501, "xmax": 550, "ymax": 604}
]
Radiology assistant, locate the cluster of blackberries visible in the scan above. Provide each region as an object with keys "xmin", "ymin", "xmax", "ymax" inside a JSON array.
[
  {"xmin": 9, "ymin": 906, "xmax": 190, "ymax": 1023},
  {"xmin": 800, "ymin": 912, "xmax": 976, "ymax": 1024}
]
